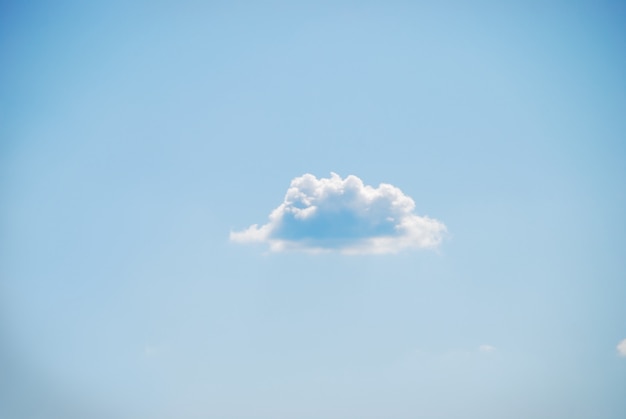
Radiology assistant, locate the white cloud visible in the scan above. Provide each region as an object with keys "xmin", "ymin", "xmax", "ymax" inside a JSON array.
[
  {"xmin": 479, "ymin": 344, "xmax": 496, "ymax": 353},
  {"xmin": 617, "ymin": 339, "xmax": 626, "ymax": 357},
  {"xmin": 230, "ymin": 173, "xmax": 446, "ymax": 254}
]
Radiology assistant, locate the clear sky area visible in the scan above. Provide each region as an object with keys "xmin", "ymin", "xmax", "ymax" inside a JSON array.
[{"xmin": 1, "ymin": 1, "xmax": 625, "ymax": 418}]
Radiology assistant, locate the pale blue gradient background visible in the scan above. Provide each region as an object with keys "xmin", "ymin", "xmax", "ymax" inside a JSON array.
[{"xmin": 1, "ymin": 1, "xmax": 625, "ymax": 418}]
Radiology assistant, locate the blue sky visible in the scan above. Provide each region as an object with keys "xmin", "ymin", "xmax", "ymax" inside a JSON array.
[{"xmin": 1, "ymin": 1, "xmax": 625, "ymax": 418}]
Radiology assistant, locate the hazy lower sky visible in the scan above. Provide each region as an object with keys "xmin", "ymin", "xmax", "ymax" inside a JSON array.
[{"xmin": 2, "ymin": 1, "xmax": 625, "ymax": 418}]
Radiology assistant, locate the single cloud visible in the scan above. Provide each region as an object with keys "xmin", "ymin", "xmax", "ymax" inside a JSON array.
[
  {"xmin": 479, "ymin": 344, "xmax": 496, "ymax": 353},
  {"xmin": 617, "ymin": 339, "xmax": 626, "ymax": 357},
  {"xmin": 230, "ymin": 173, "xmax": 446, "ymax": 254}
]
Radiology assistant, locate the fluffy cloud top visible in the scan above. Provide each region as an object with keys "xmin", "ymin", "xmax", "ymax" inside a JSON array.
[
  {"xmin": 230, "ymin": 173, "xmax": 446, "ymax": 254},
  {"xmin": 617, "ymin": 339, "xmax": 626, "ymax": 357}
]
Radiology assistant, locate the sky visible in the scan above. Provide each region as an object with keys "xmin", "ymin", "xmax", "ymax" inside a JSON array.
[{"xmin": 1, "ymin": 1, "xmax": 626, "ymax": 418}]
